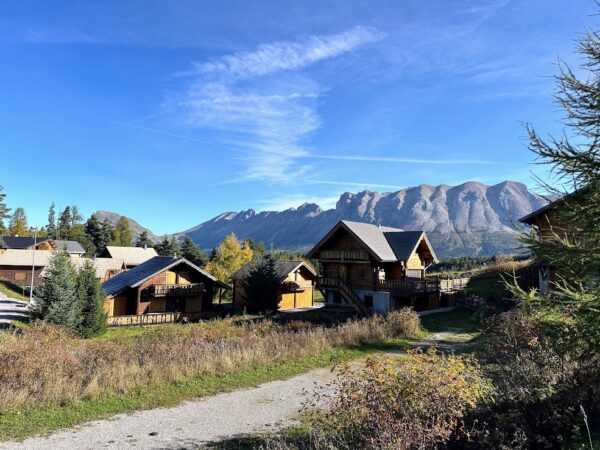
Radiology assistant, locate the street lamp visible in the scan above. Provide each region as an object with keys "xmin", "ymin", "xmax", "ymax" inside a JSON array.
[{"xmin": 29, "ymin": 227, "xmax": 38, "ymax": 303}]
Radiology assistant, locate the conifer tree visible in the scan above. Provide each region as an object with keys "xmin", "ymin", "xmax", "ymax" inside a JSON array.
[
  {"xmin": 47, "ymin": 203, "xmax": 57, "ymax": 239},
  {"xmin": 114, "ymin": 216, "xmax": 132, "ymax": 246},
  {"xmin": 511, "ymin": 29, "xmax": 600, "ymax": 358},
  {"xmin": 57, "ymin": 206, "xmax": 72, "ymax": 239},
  {"xmin": 72, "ymin": 260, "xmax": 107, "ymax": 338},
  {"xmin": 242, "ymin": 255, "xmax": 281, "ymax": 314},
  {"xmin": 85, "ymin": 214, "xmax": 104, "ymax": 254},
  {"xmin": 101, "ymin": 219, "xmax": 116, "ymax": 247},
  {"xmin": 181, "ymin": 237, "xmax": 208, "ymax": 267},
  {"xmin": 8, "ymin": 208, "xmax": 28, "ymax": 236},
  {"xmin": 0, "ymin": 185, "xmax": 10, "ymax": 235},
  {"xmin": 135, "ymin": 230, "xmax": 153, "ymax": 248},
  {"xmin": 31, "ymin": 250, "xmax": 78, "ymax": 326},
  {"xmin": 70, "ymin": 206, "xmax": 83, "ymax": 227}
]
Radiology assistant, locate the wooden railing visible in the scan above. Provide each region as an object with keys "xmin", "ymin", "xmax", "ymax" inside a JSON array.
[
  {"xmin": 282, "ymin": 280, "xmax": 313, "ymax": 292},
  {"xmin": 108, "ymin": 312, "xmax": 202, "ymax": 327},
  {"xmin": 378, "ymin": 279, "xmax": 440, "ymax": 293},
  {"xmin": 438, "ymin": 277, "xmax": 470, "ymax": 292},
  {"xmin": 319, "ymin": 250, "xmax": 370, "ymax": 261},
  {"xmin": 150, "ymin": 283, "xmax": 204, "ymax": 297},
  {"xmin": 316, "ymin": 277, "xmax": 370, "ymax": 315}
]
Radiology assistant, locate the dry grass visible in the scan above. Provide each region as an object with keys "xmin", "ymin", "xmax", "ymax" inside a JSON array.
[{"xmin": 0, "ymin": 310, "xmax": 421, "ymax": 410}]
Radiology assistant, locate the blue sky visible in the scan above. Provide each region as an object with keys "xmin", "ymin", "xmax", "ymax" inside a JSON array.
[{"xmin": 0, "ymin": 0, "xmax": 596, "ymax": 234}]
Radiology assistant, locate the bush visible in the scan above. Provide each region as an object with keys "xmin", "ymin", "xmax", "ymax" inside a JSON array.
[{"xmin": 290, "ymin": 350, "xmax": 493, "ymax": 450}]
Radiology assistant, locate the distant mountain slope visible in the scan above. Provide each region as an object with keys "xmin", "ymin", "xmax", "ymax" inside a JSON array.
[
  {"xmin": 178, "ymin": 181, "xmax": 547, "ymax": 257},
  {"xmin": 94, "ymin": 210, "xmax": 160, "ymax": 243}
]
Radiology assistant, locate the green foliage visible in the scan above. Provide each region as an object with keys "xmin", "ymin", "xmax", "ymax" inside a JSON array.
[
  {"xmin": 57, "ymin": 206, "xmax": 72, "ymax": 239},
  {"xmin": 46, "ymin": 203, "xmax": 56, "ymax": 239},
  {"xmin": 72, "ymin": 260, "xmax": 107, "ymax": 338},
  {"xmin": 30, "ymin": 251, "xmax": 107, "ymax": 338},
  {"xmin": 0, "ymin": 185, "xmax": 10, "ymax": 234},
  {"xmin": 180, "ymin": 237, "xmax": 208, "ymax": 267},
  {"xmin": 155, "ymin": 236, "xmax": 180, "ymax": 257},
  {"xmin": 84, "ymin": 214, "xmax": 107, "ymax": 255},
  {"xmin": 242, "ymin": 255, "xmax": 281, "ymax": 314},
  {"xmin": 30, "ymin": 251, "xmax": 78, "ymax": 325},
  {"xmin": 135, "ymin": 230, "xmax": 153, "ymax": 248},
  {"xmin": 113, "ymin": 216, "xmax": 132, "ymax": 247},
  {"xmin": 8, "ymin": 207, "xmax": 28, "ymax": 236}
]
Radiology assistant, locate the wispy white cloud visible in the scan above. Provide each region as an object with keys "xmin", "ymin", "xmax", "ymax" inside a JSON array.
[
  {"xmin": 185, "ymin": 26, "xmax": 383, "ymax": 79},
  {"xmin": 307, "ymin": 179, "xmax": 404, "ymax": 190},
  {"xmin": 176, "ymin": 27, "xmax": 383, "ymax": 183}
]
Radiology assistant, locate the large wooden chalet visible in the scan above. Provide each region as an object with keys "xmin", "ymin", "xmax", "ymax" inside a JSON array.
[
  {"xmin": 307, "ymin": 220, "xmax": 468, "ymax": 313},
  {"xmin": 102, "ymin": 256, "xmax": 230, "ymax": 326}
]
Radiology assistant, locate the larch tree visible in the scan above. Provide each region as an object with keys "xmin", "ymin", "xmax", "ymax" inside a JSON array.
[
  {"xmin": 114, "ymin": 216, "xmax": 132, "ymax": 247},
  {"xmin": 205, "ymin": 234, "xmax": 253, "ymax": 283},
  {"xmin": 8, "ymin": 208, "xmax": 28, "ymax": 236},
  {"xmin": 511, "ymin": 29, "xmax": 600, "ymax": 358}
]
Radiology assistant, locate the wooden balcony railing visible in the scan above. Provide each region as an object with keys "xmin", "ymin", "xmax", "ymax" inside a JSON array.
[
  {"xmin": 318, "ymin": 250, "xmax": 370, "ymax": 261},
  {"xmin": 282, "ymin": 280, "xmax": 313, "ymax": 292},
  {"xmin": 108, "ymin": 312, "xmax": 202, "ymax": 327},
  {"xmin": 378, "ymin": 279, "xmax": 440, "ymax": 293},
  {"xmin": 150, "ymin": 283, "xmax": 204, "ymax": 297}
]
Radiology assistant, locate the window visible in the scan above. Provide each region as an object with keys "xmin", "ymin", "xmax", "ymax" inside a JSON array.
[
  {"xmin": 364, "ymin": 295, "xmax": 374, "ymax": 308},
  {"xmin": 333, "ymin": 292, "xmax": 342, "ymax": 304}
]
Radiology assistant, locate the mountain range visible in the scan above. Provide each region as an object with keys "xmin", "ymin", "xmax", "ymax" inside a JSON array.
[{"xmin": 97, "ymin": 180, "xmax": 547, "ymax": 258}]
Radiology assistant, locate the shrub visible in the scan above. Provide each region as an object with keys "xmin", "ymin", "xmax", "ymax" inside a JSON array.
[{"xmin": 299, "ymin": 350, "xmax": 493, "ymax": 450}]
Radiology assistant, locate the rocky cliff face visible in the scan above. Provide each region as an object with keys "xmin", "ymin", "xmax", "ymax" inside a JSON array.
[
  {"xmin": 178, "ymin": 181, "xmax": 547, "ymax": 257},
  {"xmin": 94, "ymin": 210, "xmax": 160, "ymax": 243}
]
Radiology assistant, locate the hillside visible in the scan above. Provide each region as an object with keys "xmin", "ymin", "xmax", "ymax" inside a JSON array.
[{"xmin": 94, "ymin": 210, "xmax": 160, "ymax": 243}]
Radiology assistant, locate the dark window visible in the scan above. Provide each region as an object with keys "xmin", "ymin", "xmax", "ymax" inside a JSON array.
[
  {"xmin": 364, "ymin": 295, "xmax": 373, "ymax": 308},
  {"xmin": 333, "ymin": 292, "xmax": 342, "ymax": 304}
]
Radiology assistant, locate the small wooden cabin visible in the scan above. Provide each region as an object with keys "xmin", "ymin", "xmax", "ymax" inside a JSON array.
[
  {"xmin": 519, "ymin": 190, "xmax": 581, "ymax": 294},
  {"xmin": 102, "ymin": 256, "xmax": 230, "ymax": 326},
  {"xmin": 0, "ymin": 236, "xmax": 85, "ymax": 256},
  {"xmin": 307, "ymin": 220, "xmax": 466, "ymax": 314},
  {"xmin": 231, "ymin": 260, "xmax": 317, "ymax": 311}
]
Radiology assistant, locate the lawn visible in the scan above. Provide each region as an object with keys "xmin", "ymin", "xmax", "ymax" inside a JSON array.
[{"xmin": 0, "ymin": 280, "xmax": 28, "ymax": 302}]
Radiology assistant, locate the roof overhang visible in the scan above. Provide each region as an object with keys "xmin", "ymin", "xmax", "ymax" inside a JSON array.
[{"xmin": 306, "ymin": 221, "xmax": 386, "ymax": 262}]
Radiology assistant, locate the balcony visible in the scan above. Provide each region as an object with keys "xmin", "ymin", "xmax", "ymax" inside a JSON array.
[
  {"xmin": 149, "ymin": 283, "xmax": 204, "ymax": 297},
  {"xmin": 319, "ymin": 250, "xmax": 370, "ymax": 261},
  {"xmin": 282, "ymin": 280, "xmax": 313, "ymax": 292},
  {"xmin": 378, "ymin": 279, "xmax": 439, "ymax": 294}
]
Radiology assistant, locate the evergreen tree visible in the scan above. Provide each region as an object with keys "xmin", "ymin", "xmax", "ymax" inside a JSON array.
[
  {"xmin": 47, "ymin": 203, "xmax": 57, "ymax": 239},
  {"xmin": 242, "ymin": 255, "xmax": 281, "ymax": 314},
  {"xmin": 85, "ymin": 214, "xmax": 104, "ymax": 255},
  {"xmin": 135, "ymin": 230, "xmax": 153, "ymax": 248},
  {"xmin": 57, "ymin": 206, "xmax": 72, "ymax": 239},
  {"xmin": 209, "ymin": 248, "xmax": 217, "ymax": 261},
  {"xmin": 68, "ymin": 224, "xmax": 96, "ymax": 256},
  {"xmin": 70, "ymin": 206, "xmax": 83, "ymax": 227},
  {"xmin": 0, "ymin": 185, "xmax": 10, "ymax": 235},
  {"xmin": 181, "ymin": 237, "xmax": 208, "ymax": 267},
  {"xmin": 101, "ymin": 219, "xmax": 116, "ymax": 248},
  {"xmin": 510, "ymin": 29, "xmax": 600, "ymax": 358},
  {"xmin": 31, "ymin": 250, "xmax": 78, "ymax": 326},
  {"xmin": 114, "ymin": 216, "xmax": 132, "ymax": 246},
  {"xmin": 8, "ymin": 208, "xmax": 28, "ymax": 236},
  {"xmin": 72, "ymin": 260, "xmax": 107, "ymax": 338},
  {"xmin": 155, "ymin": 236, "xmax": 181, "ymax": 256}
]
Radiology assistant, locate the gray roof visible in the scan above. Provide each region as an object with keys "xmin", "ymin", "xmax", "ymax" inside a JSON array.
[
  {"xmin": 307, "ymin": 220, "xmax": 438, "ymax": 263},
  {"xmin": 52, "ymin": 240, "xmax": 85, "ymax": 254},
  {"xmin": 0, "ymin": 236, "xmax": 84, "ymax": 254},
  {"xmin": 102, "ymin": 256, "xmax": 229, "ymax": 297},
  {"xmin": 231, "ymin": 260, "xmax": 317, "ymax": 281}
]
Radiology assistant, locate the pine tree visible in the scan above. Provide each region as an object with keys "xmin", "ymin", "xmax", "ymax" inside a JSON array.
[
  {"xmin": 114, "ymin": 216, "xmax": 132, "ymax": 246},
  {"xmin": 57, "ymin": 206, "xmax": 72, "ymax": 239},
  {"xmin": 242, "ymin": 255, "xmax": 281, "ymax": 314},
  {"xmin": 510, "ymin": 29, "xmax": 600, "ymax": 358},
  {"xmin": 72, "ymin": 260, "xmax": 107, "ymax": 338},
  {"xmin": 8, "ymin": 208, "xmax": 28, "ymax": 236},
  {"xmin": 85, "ymin": 214, "xmax": 104, "ymax": 255},
  {"xmin": 0, "ymin": 185, "xmax": 10, "ymax": 235},
  {"xmin": 70, "ymin": 206, "xmax": 83, "ymax": 227},
  {"xmin": 101, "ymin": 219, "xmax": 116, "ymax": 248},
  {"xmin": 31, "ymin": 250, "xmax": 78, "ymax": 326},
  {"xmin": 135, "ymin": 230, "xmax": 153, "ymax": 248},
  {"xmin": 47, "ymin": 203, "xmax": 57, "ymax": 239},
  {"xmin": 154, "ymin": 236, "xmax": 171, "ymax": 255},
  {"xmin": 181, "ymin": 237, "xmax": 208, "ymax": 267}
]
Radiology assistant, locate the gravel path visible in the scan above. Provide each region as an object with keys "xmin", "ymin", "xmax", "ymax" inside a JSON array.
[
  {"xmin": 0, "ymin": 318, "xmax": 467, "ymax": 449},
  {"xmin": 0, "ymin": 294, "xmax": 29, "ymax": 328}
]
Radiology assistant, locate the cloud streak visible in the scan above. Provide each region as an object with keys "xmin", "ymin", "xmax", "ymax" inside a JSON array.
[
  {"xmin": 308, "ymin": 154, "xmax": 502, "ymax": 165},
  {"xmin": 176, "ymin": 26, "xmax": 383, "ymax": 183}
]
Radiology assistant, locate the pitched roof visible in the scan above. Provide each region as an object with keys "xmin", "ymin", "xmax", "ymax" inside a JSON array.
[
  {"xmin": 102, "ymin": 246, "xmax": 158, "ymax": 266},
  {"xmin": 0, "ymin": 236, "xmax": 50, "ymax": 249},
  {"xmin": 0, "ymin": 250, "xmax": 125, "ymax": 279},
  {"xmin": 102, "ymin": 256, "xmax": 229, "ymax": 297},
  {"xmin": 230, "ymin": 260, "xmax": 317, "ymax": 280},
  {"xmin": 52, "ymin": 240, "xmax": 85, "ymax": 254},
  {"xmin": 307, "ymin": 220, "xmax": 438, "ymax": 264},
  {"xmin": 519, "ymin": 186, "xmax": 587, "ymax": 225}
]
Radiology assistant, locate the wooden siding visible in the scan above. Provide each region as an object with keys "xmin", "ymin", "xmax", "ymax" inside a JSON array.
[{"xmin": 0, "ymin": 266, "xmax": 44, "ymax": 286}]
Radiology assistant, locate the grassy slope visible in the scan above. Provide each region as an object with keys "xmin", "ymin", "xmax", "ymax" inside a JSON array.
[
  {"xmin": 0, "ymin": 280, "xmax": 28, "ymax": 302},
  {"xmin": 0, "ymin": 335, "xmax": 412, "ymax": 442}
]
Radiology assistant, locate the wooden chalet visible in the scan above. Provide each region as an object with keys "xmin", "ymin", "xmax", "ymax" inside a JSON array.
[
  {"xmin": 0, "ymin": 249, "xmax": 125, "ymax": 287},
  {"xmin": 519, "ymin": 190, "xmax": 582, "ymax": 294},
  {"xmin": 102, "ymin": 256, "xmax": 230, "ymax": 326},
  {"xmin": 99, "ymin": 246, "xmax": 158, "ymax": 268},
  {"xmin": 231, "ymin": 260, "xmax": 317, "ymax": 310},
  {"xmin": 307, "ymin": 220, "xmax": 468, "ymax": 314},
  {"xmin": 0, "ymin": 236, "xmax": 85, "ymax": 256}
]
